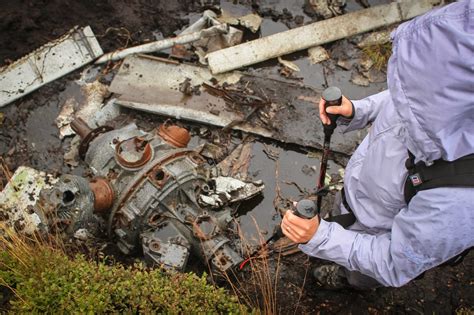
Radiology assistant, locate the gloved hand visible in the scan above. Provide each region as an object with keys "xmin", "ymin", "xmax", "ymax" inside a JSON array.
[
  {"xmin": 281, "ymin": 209, "xmax": 320, "ymax": 244},
  {"xmin": 319, "ymin": 95, "xmax": 354, "ymax": 126}
]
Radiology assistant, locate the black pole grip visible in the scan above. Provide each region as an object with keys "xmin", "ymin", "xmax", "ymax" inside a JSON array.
[
  {"xmin": 273, "ymin": 199, "xmax": 318, "ymax": 240},
  {"xmin": 294, "ymin": 199, "xmax": 318, "ymax": 219},
  {"xmin": 322, "ymin": 86, "xmax": 342, "ymax": 135}
]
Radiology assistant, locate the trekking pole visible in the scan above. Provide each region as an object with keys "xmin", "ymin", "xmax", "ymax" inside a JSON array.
[
  {"xmin": 239, "ymin": 199, "xmax": 318, "ymax": 269},
  {"xmin": 316, "ymin": 87, "xmax": 342, "ymax": 212}
]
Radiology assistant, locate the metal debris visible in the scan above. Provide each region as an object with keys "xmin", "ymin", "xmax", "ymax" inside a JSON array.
[
  {"xmin": 207, "ymin": 0, "xmax": 441, "ymax": 74},
  {"xmin": 95, "ymin": 24, "xmax": 229, "ymax": 64},
  {"xmin": 0, "ymin": 167, "xmax": 57, "ymax": 234},
  {"xmin": 308, "ymin": 46, "xmax": 330, "ymax": 64},
  {"xmin": 180, "ymin": 10, "xmax": 243, "ymax": 59},
  {"xmin": 198, "ymin": 176, "xmax": 264, "ymax": 209},
  {"xmin": 277, "ymin": 57, "xmax": 301, "ymax": 72},
  {"xmin": 239, "ymin": 14, "xmax": 263, "ymax": 33},
  {"xmin": 56, "ymin": 80, "xmax": 119, "ymax": 139},
  {"xmin": 218, "ymin": 11, "xmax": 263, "ymax": 33},
  {"xmin": 0, "ymin": 26, "xmax": 103, "ymax": 107},
  {"xmin": 109, "ymin": 54, "xmax": 364, "ymax": 155},
  {"xmin": 2, "ymin": 119, "xmax": 265, "ymax": 275}
]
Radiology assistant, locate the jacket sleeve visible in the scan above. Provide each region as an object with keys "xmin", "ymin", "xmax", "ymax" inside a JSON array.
[
  {"xmin": 340, "ymin": 89, "xmax": 392, "ymax": 133},
  {"xmin": 299, "ymin": 187, "xmax": 474, "ymax": 287}
]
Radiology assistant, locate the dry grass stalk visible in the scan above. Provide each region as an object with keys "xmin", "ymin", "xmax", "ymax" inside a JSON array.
[
  {"xmin": 362, "ymin": 42, "xmax": 393, "ymax": 71},
  {"xmin": 215, "ymin": 216, "xmax": 283, "ymax": 314}
]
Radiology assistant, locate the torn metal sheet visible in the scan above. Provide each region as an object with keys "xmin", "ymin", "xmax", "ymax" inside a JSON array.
[
  {"xmin": 0, "ymin": 26, "xmax": 103, "ymax": 107},
  {"xmin": 207, "ymin": 0, "xmax": 441, "ymax": 74},
  {"xmin": 95, "ymin": 24, "xmax": 228, "ymax": 64},
  {"xmin": 109, "ymin": 55, "xmax": 364, "ymax": 155},
  {"xmin": 173, "ymin": 10, "xmax": 243, "ymax": 61},
  {"xmin": 218, "ymin": 12, "xmax": 263, "ymax": 33},
  {"xmin": 0, "ymin": 167, "xmax": 57, "ymax": 234},
  {"xmin": 199, "ymin": 176, "xmax": 264, "ymax": 209},
  {"xmin": 56, "ymin": 80, "xmax": 119, "ymax": 139}
]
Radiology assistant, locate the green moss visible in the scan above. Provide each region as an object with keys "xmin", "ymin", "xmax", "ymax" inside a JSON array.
[{"xmin": 0, "ymin": 247, "xmax": 245, "ymax": 314}]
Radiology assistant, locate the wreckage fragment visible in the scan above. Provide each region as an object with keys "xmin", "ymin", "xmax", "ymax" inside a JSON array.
[
  {"xmin": 186, "ymin": 10, "xmax": 244, "ymax": 57},
  {"xmin": 75, "ymin": 120, "xmax": 263, "ymax": 272},
  {"xmin": 1, "ymin": 119, "xmax": 265, "ymax": 275},
  {"xmin": 198, "ymin": 176, "xmax": 264, "ymax": 209},
  {"xmin": 109, "ymin": 55, "xmax": 363, "ymax": 155},
  {"xmin": 56, "ymin": 79, "xmax": 118, "ymax": 139},
  {"xmin": 0, "ymin": 26, "xmax": 103, "ymax": 107},
  {"xmin": 0, "ymin": 167, "xmax": 57, "ymax": 234},
  {"xmin": 206, "ymin": 0, "xmax": 441, "ymax": 74},
  {"xmin": 218, "ymin": 11, "xmax": 263, "ymax": 33},
  {"xmin": 95, "ymin": 24, "xmax": 228, "ymax": 64}
]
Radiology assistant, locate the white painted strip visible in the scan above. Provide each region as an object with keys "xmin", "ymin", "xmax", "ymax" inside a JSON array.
[{"xmin": 207, "ymin": 0, "xmax": 440, "ymax": 74}]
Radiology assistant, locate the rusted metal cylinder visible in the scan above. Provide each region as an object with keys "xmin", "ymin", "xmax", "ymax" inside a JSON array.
[
  {"xmin": 115, "ymin": 137, "xmax": 153, "ymax": 169},
  {"xmin": 71, "ymin": 117, "xmax": 92, "ymax": 139},
  {"xmin": 157, "ymin": 124, "xmax": 191, "ymax": 148},
  {"xmin": 89, "ymin": 178, "xmax": 115, "ymax": 213}
]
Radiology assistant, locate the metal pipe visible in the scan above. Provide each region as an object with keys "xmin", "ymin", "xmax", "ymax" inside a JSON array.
[
  {"xmin": 179, "ymin": 10, "xmax": 217, "ymax": 35},
  {"xmin": 71, "ymin": 117, "xmax": 92, "ymax": 139}
]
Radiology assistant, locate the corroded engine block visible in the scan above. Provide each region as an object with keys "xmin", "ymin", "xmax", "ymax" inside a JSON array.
[{"xmin": 37, "ymin": 119, "xmax": 263, "ymax": 274}]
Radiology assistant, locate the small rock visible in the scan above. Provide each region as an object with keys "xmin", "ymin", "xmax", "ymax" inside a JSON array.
[
  {"xmin": 351, "ymin": 72, "xmax": 370, "ymax": 86},
  {"xmin": 239, "ymin": 14, "xmax": 263, "ymax": 33},
  {"xmin": 278, "ymin": 57, "xmax": 300, "ymax": 72},
  {"xmin": 294, "ymin": 15, "xmax": 304, "ymax": 25},
  {"xmin": 337, "ymin": 59, "xmax": 352, "ymax": 70},
  {"xmin": 362, "ymin": 68, "xmax": 386, "ymax": 83},
  {"xmin": 74, "ymin": 228, "xmax": 92, "ymax": 241},
  {"xmin": 359, "ymin": 56, "xmax": 374, "ymax": 72}
]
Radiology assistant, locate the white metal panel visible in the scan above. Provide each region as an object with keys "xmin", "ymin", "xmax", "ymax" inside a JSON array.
[
  {"xmin": 0, "ymin": 26, "xmax": 103, "ymax": 107},
  {"xmin": 207, "ymin": 0, "xmax": 440, "ymax": 74}
]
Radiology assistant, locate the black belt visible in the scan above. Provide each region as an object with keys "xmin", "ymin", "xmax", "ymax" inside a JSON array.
[
  {"xmin": 341, "ymin": 187, "xmax": 353, "ymax": 213},
  {"xmin": 326, "ymin": 188, "xmax": 356, "ymax": 228}
]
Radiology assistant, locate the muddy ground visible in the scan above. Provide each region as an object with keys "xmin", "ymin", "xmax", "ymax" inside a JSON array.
[{"xmin": 0, "ymin": 0, "xmax": 472, "ymax": 314}]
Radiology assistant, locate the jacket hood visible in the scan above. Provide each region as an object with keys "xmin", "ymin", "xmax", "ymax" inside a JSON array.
[{"xmin": 388, "ymin": 0, "xmax": 474, "ymax": 163}]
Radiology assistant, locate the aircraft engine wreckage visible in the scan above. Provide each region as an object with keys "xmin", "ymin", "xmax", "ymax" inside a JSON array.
[{"xmin": 1, "ymin": 119, "xmax": 264, "ymax": 274}]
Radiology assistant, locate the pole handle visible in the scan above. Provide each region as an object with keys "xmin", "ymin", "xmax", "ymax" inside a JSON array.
[{"xmin": 322, "ymin": 86, "xmax": 342, "ymax": 134}]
